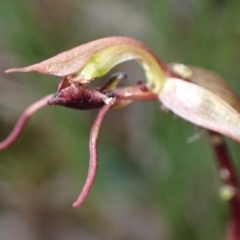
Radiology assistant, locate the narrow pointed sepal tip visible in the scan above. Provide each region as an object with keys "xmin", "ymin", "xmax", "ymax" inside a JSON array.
[
  {"xmin": 5, "ymin": 68, "xmax": 17, "ymax": 73},
  {"xmin": 72, "ymin": 201, "xmax": 82, "ymax": 208},
  {"xmin": 5, "ymin": 68, "xmax": 28, "ymax": 73},
  {"xmin": 72, "ymin": 203, "xmax": 77, "ymax": 208}
]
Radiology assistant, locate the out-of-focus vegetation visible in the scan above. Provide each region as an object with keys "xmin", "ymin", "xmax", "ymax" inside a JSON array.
[{"xmin": 0, "ymin": 0, "xmax": 240, "ymax": 239}]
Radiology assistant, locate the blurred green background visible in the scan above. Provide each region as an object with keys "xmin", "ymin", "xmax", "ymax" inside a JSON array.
[{"xmin": 0, "ymin": 0, "xmax": 240, "ymax": 239}]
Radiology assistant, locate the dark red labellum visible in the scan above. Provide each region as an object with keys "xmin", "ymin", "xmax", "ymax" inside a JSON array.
[{"xmin": 48, "ymin": 82, "xmax": 108, "ymax": 110}]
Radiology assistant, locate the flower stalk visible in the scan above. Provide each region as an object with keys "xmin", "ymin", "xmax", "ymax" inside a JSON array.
[{"xmin": 208, "ymin": 131, "xmax": 240, "ymax": 240}]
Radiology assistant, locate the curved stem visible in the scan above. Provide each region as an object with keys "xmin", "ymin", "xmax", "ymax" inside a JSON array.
[
  {"xmin": 208, "ymin": 131, "xmax": 240, "ymax": 240},
  {"xmin": 72, "ymin": 97, "xmax": 116, "ymax": 208},
  {"xmin": 0, "ymin": 94, "xmax": 53, "ymax": 150}
]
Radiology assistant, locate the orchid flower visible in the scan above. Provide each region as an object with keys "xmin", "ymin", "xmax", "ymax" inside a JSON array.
[{"xmin": 1, "ymin": 36, "xmax": 240, "ymax": 238}]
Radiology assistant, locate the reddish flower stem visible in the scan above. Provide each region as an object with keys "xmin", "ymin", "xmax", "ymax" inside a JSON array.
[
  {"xmin": 208, "ymin": 131, "xmax": 240, "ymax": 240},
  {"xmin": 0, "ymin": 94, "xmax": 53, "ymax": 150},
  {"xmin": 167, "ymin": 66, "xmax": 240, "ymax": 239}
]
